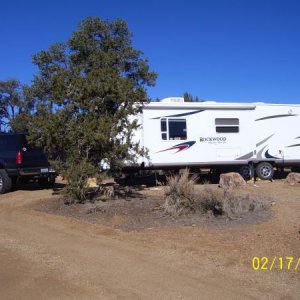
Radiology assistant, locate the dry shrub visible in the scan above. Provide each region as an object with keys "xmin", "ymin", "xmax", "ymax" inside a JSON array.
[
  {"xmin": 164, "ymin": 171, "xmax": 269, "ymax": 218},
  {"xmin": 198, "ymin": 189, "xmax": 269, "ymax": 218},
  {"xmin": 195, "ymin": 187, "xmax": 223, "ymax": 216},
  {"xmin": 222, "ymin": 192, "xmax": 268, "ymax": 219},
  {"xmin": 163, "ymin": 169, "xmax": 197, "ymax": 216}
]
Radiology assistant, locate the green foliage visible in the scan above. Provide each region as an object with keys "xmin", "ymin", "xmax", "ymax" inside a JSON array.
[
  {"xmin": 0, "ymin": 79, "xmax": 33, "ymax": 132},
  {"xmin": 61, "ymin": 160, "xmax": 98, "ymax": 204},
  {"xmin": 25, "ymin": 17, "xmax": 156, "ymax": 201},
  {"xmin": 183, "ymin": 91, "xmax": 202, "ymax": 102}
]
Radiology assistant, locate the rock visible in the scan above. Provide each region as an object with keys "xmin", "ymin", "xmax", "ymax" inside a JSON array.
[
  {"xmin": 285, "ymin": 172, "xmax": 300, "ymax": 185},
  {"xmin": 219, "ymin": 172, "xmax": 246, "ymax": 190},
  {"xmin": 87, "ymin": 177, "xmax": 98, "ymax": 188},
  {"xmin": 99, "ymin": 185, "xmax": 115, "ymax": 198}
]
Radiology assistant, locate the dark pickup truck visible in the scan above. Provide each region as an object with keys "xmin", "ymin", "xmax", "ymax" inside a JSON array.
[{"xmin": 0, "ymin": 133, "xmax": 56, "ymax": 194}]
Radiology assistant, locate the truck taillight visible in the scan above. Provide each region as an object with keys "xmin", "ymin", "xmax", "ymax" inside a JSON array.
[{"xmin": 16, "ymin": 151, "xmax": 22, "ymax": 164}]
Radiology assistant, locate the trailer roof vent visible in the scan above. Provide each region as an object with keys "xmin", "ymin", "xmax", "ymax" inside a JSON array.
[{"xmin": 160, "ymin": 97, "xmax": 184, "ymax": 103}]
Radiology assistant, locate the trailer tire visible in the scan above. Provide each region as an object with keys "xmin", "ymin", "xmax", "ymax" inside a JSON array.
[
  {"xmin": 256, "ymin": 162, "xmax": 274, "ymax": 180},
  {"xmin": 239, "ymin": 165, "xmax": 253, "ymax": 181},
  {"xmin": 0, "ymin": 169, "xmax": 12, "ymax": 194}
]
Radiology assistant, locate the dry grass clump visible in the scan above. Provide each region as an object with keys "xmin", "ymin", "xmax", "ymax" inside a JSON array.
[
  {"xmin": 163, "ymin": 170, "xmax": 269, "ymax": 218},
  {"xmin": 222, "ymin": 193, "xmax": 268, "ymax": 219},
  {"xmin": 163, "ymin": 170, "xmax": 197, "ymax": 216},
  {"xmin": 195, "ymin": 187, "xmax": 223, "ymax": 216}
]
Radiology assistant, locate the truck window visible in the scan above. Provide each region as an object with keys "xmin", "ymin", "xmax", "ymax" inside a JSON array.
[
  {"xmin": 160, "ymin": 118, "xmax": 187, "ymax": 140},
  {"xmin": 215, "ymin": 118, "xmax": 239, "ymax": 133}
]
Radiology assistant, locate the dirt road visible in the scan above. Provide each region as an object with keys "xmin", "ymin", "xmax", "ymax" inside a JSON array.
[{"xmin": 0, "ymin": 182, "xmax": 299, "ymax": 299}]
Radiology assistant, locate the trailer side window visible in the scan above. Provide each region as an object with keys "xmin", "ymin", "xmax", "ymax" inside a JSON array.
[
  {"xmin": 160, "ymin": 118, "xmax": 187, "ymax": 140},
  {"xmin": 215, "ymin": 118, "xmax": 239, "ymax": 133},
  {"xmin": 161, "ymin": 118, "xmax": 167, "ymax": 140},
  {"xmin": 168, "ymin": 119, "xmax": 187, "ymax": 140}
]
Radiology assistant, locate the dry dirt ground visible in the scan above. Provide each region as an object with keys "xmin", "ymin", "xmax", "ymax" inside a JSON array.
[{"xmin": 0, "ymin": 179, "xmax": 299, "ymax": 299}]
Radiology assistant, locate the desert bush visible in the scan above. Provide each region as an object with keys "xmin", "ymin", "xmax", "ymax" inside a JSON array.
[
  {"xmin": 164, "ymin": 171, "xmax": 268, "ymax": 218},
  {"xmin": 222, "ymin": 193, "xmax": 268, "ymax": 218},
  {"xmin": 195, "ymin": 187, "xmax": 223, "ymax": 215},
  {"xmin": 163, "ymin": 169, "xmax": 197, "ymax": 216},
  {"xmin": 197, "ymin": 188, "xmax": 268, "ymax": 218}
]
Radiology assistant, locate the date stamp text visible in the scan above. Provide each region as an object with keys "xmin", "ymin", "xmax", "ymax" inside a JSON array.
[{"xmin": 252, "ymin": 256, "xmax": 300, "ymax": 271}]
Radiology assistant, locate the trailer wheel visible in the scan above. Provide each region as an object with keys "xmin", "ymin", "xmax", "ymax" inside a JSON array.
[
  {"xmin": 0, "ymin": 169, "xmax": 12, "ymax": 194},
  {"xmin": 256, "ymin": 162, "xmax": 274, "ymax": 180},
  {"xmin": 239, "ymin": 165, "xmax": 253, "ymax": 181}
]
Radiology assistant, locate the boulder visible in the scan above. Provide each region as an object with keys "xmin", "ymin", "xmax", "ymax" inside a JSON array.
[
  {"xmin": 87, "ymin": 177, "xmax": 98, "ymax": 188},
  {"xmin": 99, "ymin": 185, "xmax": 115, "ymax": 198},
  {"xmin": 219, "ymin": 172, "xmax": 246, "ymax": 190},
  {"xmin": 286, "ymin": 172, "xmax": 300, "ymax": 185}
]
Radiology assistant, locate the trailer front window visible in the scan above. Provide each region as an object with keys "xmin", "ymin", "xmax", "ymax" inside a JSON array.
[
  {"xmin": 160, "ymin": 118, "xmax": 187, "ymax": 140},
  {"xmin": 161, "ymin": 119, "xmax": 167, "ymax": 131},
  {"xmin": 168, "ymin": 119, "xmax": 187, "ymax": 140},
  {"xmin": 161, "ymin": 118, "xmax": 167, "ymax": 140}
]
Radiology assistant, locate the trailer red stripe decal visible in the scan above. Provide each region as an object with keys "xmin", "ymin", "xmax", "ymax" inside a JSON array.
[{"xmin": 157, "ymin": 141, "xmax": 196, "ymax": 153}]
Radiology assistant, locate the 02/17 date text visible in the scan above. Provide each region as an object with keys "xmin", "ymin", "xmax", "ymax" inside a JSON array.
[{"xmin": 252, "ymin": 256, "xmax": 300, "ymax": 271}]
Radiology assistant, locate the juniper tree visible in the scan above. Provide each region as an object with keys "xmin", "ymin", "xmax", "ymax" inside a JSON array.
[
  {"xmin": 0, "ymin": 79, "xmax": 33, "ymax": 132},
  {"xmin": 28, "ymin": 17, "xmax": 157, "ymax": 201}
]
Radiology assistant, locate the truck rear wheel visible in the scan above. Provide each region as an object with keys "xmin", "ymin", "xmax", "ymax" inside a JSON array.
[
  {"xmin": 0, "ymin": 170, "xmax": 12, "ymax": 194},
  {"xmin": 256, "ymin": 162, "xmax": 274, "ymax": 180}
]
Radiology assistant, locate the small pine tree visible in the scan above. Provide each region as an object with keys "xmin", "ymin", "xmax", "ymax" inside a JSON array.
[
  {"xmin": 183, "ymin": 91, "xmax": 202, "ymax": 102},
  {"xmin": 26, "ymin": 17, "xmax": 157, "ymax": 202}
]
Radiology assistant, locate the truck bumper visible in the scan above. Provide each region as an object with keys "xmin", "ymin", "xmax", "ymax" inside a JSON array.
[{"xmin": 6, "ymin": 167, "xmax": 57, "ymax": 178}]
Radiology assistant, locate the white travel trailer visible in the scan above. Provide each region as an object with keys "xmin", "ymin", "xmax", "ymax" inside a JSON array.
[{"xmin": 126, "ymin": 97, "xmax": 300, "ymax": 180}]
